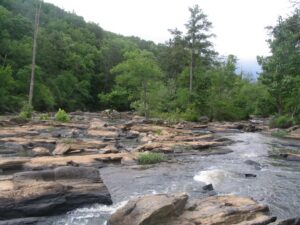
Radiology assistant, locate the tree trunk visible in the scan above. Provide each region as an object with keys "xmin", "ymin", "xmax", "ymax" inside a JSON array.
[
  {"xmin": 29, "ymin": 1, "xmax": 42, "ymax": 106},
  {"xmin": 143, "ymin": 81, "xmax": 149, "ymax": 119},
  {"xmin": 189, "ymin": 52, "xmax": 193, "ymax": 96}
]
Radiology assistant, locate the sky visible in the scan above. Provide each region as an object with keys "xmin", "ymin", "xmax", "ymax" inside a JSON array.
[{"xmin": 44, "ymin": 0, "xmax": 294, "ymax": 75}]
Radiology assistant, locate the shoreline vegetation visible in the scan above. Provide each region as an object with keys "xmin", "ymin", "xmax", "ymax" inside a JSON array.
[{"xmin": 0, "ymin": 0, "xmax": 299, "ymax": 128}]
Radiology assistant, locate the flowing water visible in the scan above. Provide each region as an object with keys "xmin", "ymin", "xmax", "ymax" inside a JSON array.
[{"xmin": 53, "ymin": 132, "xmax": 300, "ymax": 225}]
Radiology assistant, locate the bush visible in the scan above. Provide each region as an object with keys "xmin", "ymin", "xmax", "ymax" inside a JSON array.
[
  {"xmin": 271, "ymin": 130, "xmax": 288, "ymax": 138},
  {"xmin": 182, "ymin": 106, "xmax": 198, "ymax": 122},
  {"xmin": 270, "ymin": 115, "xmax": 294, "ymax": 129},
  {"xmin": 137, "ymin": 152, "xmax": 166, "ymax": 165},
  {"xmin": 39, "ymin": 113, "xmax": 49, "ymax": 120},
  {"xmin": 19, "ymin": 103, "xmax": 33, "ymax": 119},
  {"xmin": 55, "ymin": 108, "xmax": 70, "ymax": 122}
]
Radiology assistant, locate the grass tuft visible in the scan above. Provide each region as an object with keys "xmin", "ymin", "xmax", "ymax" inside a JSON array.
[{"xmin": 137, "ymin": 152, "xmax": 166, "ymax": 165}]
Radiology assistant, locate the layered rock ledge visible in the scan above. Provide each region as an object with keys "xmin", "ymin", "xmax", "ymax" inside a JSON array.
[
  {"xmin": 108, "ymin": 193, "xmax": 277, "ymax": 225},
  {"xmin": 0, "ymin": 166, "xmax": 112, "ymax": 220}
]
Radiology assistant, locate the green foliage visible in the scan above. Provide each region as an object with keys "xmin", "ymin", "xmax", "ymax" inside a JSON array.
[
  {"xmin": 19, "ymin": 103, "xmax": 33, "ymax": 119},
  {"xmin": 111, "ymin": 50, "xmax": 162, "ymax": 118},
  {"xmin": 137, "ymin": 152, "xmax": 166, "ymax": 165},
  {"xmin": 258, "ymin": 11, "xmax": 300, "ymax": 116},
  {"xmin": 0, "ymin": 0, "xmax": 290, "ymax": 123},
  {"xmin": 271, "ymin": 130, "xmax": 289, "ymax": 138},
  {"xmin": 55, "ymin": 108, "xmax": 70, "ymax": 122},
  {"xmin": 39, "ymin": 113, "xmax": 49, "ymax": 120},
  {"xmin": 270, "ymin": 115, "xmax": 294, "ymax": 129},
  {"xmin": 0, "ymin": 0, "xmax": 161, "ymax": 113}
]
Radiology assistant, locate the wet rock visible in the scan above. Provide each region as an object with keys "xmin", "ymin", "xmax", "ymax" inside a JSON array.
[
  {"xmin": 278, "ymin": 153, "xmax": 300, "ymax": 161},
  {"xmin": 0, "ymin": 166, "xmax": 112, "ymax": 220},
  {"xmin": 0, "ymin": 137, "xmax": 56, "ymax": 148},
  {"xmin": 9, "ymin": 117, "xmax": 29, "ymax": 125},
  {"xmin": 245, "ymin": 173, "xmax": 257, "ymax": 178},
  {"xmin": 107, "ymin": 193, "xmax": 188, "ymax": 225},
  {"xmin": 202, "ymin": 183, "xmax": 214, "ymax": 191},
  {"xmin": 244, "ymin": 124, "xmax": 260, "ymax": 132},
  {"xmin": 32, "ymin": 147, "xmax": 50, "ymax": 157},
  {"xmin": 0, "ymin": 217, "xmax": 52, "ymax": 225},
  {"xmin": 51, "ymin": 129, "xmax": 79, "ymax": 138},
  {"xmin": 3, "ymin": 142, "xmax": 24, "ymax": 152},
  {"xmin": 244, "ymin": 160, "xmax": 262, "ymax": 170},
  {"xmin": 0, "ymin": 158, "xmax": 29, "ymax": 171},
  {"xmin": 272, "ymin": 218, "xmax": 300, "ymax": 225},
  {"xmin": 87, "ymin": 129, "xmax": 119, "ymax": 138},
  {"xmin": 198, "ymin": 116, "xmax": 209, "ymax": 124},
  {"xmin": 126, "ymin": 131, "xmax": 139, "ymax": 139},
  {"xmin": 108, "ymin": 194, "xmax": 276, "ymax": 225}
]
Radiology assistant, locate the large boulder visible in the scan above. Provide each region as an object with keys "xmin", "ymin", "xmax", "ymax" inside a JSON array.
[
  {"xmin": 172, "ymin": 195, "xmax": 275, "ymax": 225},
  {"xmin": 0, "ymin": 166, "xmax": 112, "ymax": 220},
  {"xmin": 107, "ymin": 193, "xmax": 188, "ymax": 225},
  {"xmin": 108, "ymin": 194, "xmax": 276, "ymax": 225}
]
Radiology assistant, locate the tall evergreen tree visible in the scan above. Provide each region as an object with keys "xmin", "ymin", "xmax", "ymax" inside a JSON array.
[{"xmin": 185, "ymin": 4, "xmax": 215, "ymax": 95}]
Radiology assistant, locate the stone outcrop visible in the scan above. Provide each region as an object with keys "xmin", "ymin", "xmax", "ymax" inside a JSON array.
[
  {"xmin": 0, "ymin": 166, "xmax": 112, "ymax": 220},
  {"xmin": 108, "ymin": 193, "xmax": 276, "ymax": 225},
  {"xmin": 108, "ymin": 193, "xmax": 188, "ymax": 225},
  {"xmin": 32, "ymin": 147, "xmax": 51, "ymax": 157}
]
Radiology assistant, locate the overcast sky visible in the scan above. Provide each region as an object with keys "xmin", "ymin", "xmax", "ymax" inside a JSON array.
[{"xmin": 44, "ymin": 0, "xmax": 294, "ymax": 74}]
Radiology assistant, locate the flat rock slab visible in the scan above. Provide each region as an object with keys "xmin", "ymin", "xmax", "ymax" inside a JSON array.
[
  {"xmin": 108, "ymin": 194, "xmax": 276, "ymax": 225},
  {"xmin": 0, "ymin": 166, "xmax": 112, "ymax": 220},
  {"xmin": 53, "ymin": 140, "xmax": 108, "ymax": 155},
  {"xmin": 24, "ymin": 153, "xmax": 126, "ymax": 169}
]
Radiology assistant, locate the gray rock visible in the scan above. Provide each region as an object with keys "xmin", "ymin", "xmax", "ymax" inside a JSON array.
[
  {"xmin": 202, "ymin": 184, "xmax": 214, "ymax": 191},
  {"xmin": 0, "ymin": 166, "xmax": 112, "ymax": 220},
  {"xmin": 0, "ymin": 217, "xmax": 52, "ymax": 225},
  {"xmin": 107, "ymin": 193, "xmax": 188, "ymax": 225},
  {"xmin": 276, "ymin": 218, "xmax": 300, "ymax": 225},
  {"xmin": 108, "ymin": 193, "xmax": 276, "ymax": 225}
]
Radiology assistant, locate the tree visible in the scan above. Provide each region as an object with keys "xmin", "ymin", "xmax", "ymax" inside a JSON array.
[
  {"xmin": 185, "ymin": 4, "xmax": 215, "ymax": 96},
  {"xmin": 110, "ymin": 50, "xmax": 162, "ymax": 118},
  {"xmin": 258, "ymin": 11, "xmax": 300, "ymax": 115},
  {"xmin": 29, "ymin": 0, "xmax": 42, "ymax": 106}
]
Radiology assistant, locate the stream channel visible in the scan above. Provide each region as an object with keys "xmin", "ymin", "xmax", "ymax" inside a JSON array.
[{"xmin": 53, "ymin": 132, "xmax": 300, "ymax": 225}]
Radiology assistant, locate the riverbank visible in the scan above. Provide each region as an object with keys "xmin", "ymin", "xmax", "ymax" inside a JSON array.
[{"xmin": 0, "ymin": 112, "xmax": 299, "ymax": 224}]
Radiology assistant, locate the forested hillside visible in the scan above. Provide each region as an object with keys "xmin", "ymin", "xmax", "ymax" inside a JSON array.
[
  {"xmin": 0, "ymin": 0, "xmax": 158, "ymax": 112},
  {"xmin": 1, "ymin": 0, "xmax": 299, "ymax": 124}
]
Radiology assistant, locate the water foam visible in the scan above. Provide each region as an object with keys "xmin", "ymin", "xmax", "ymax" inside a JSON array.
[
  {"xmin": 194, "ymin": 169, "xmax": 230, "ymax": 187},
  {"xmin": 53, "ymin": 201, "xmax": 127, "ymax": 225}
]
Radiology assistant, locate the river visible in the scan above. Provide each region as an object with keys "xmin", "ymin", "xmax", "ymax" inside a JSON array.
[{"xmin": 53, "ymin": 132, "xmax": 300, "ymax": 225}]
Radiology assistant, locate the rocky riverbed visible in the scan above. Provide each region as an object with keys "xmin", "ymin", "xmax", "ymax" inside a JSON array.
[{"xmin": 0, "ymin": 112, "xmax": 299, "ymax": 225}]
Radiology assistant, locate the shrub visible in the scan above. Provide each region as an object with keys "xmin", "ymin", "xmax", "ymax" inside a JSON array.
[
  {"xmin": 271, "ymin": 130, "xmax": 288, "ymax": 138},
  {"xmin": 137, "ymin": 152, "xmax": 166, "ymax": 165},
  {"xmin": 182, "ymin": 106, "xmax": 198, "ymax": 122},
  {"xmin": 270, "ymin": 115, "xmax": 294, "ymax": 129},
  {"xmin": 55, "ymin": 108, "xmax": 70, "ymax": 122},
  {"xmin": 39, "ymin": 113, "xmax": 49, "ymax": 120},
  {"xmin": 19, "ymin": 103, "xmax": 33, "ymax": 119}
]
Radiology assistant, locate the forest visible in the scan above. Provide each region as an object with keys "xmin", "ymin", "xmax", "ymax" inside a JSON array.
[{"xmin": 0, "ymin": 0, "xmax": 300, "ymax": 126}]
